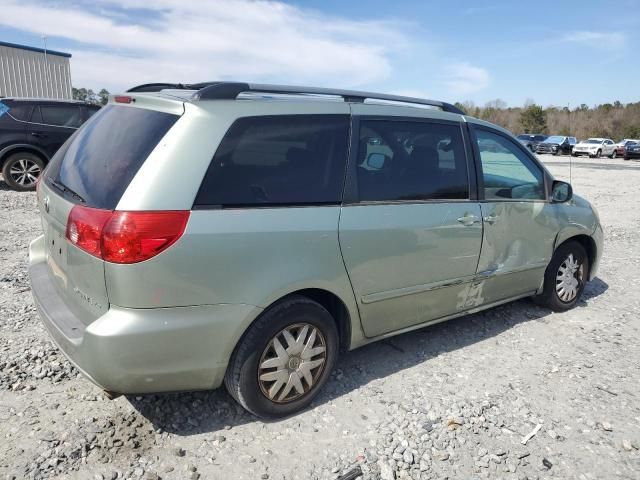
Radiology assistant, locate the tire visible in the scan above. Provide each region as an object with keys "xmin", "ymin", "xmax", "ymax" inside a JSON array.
[
  {"xmin": 571, "ymin": 152, "xmax": 578, "ymax": 157},
  {"xmin": 224, "ymin": 295, "xmax": 339, "ymax": 418},
  {"xmin": 624, "ymin": 156, "xmax": 630, "ymax": 161},
  {"xmin": 610, "ymin": 150, "xmax": 617, "ymax": 159},
  {"xmin": 552, "ymin": 149, "xmax": 559, "ymax": 156},
  {"xmin": 595, "ymin": 149, "xmax": 601, "ymax": 158},
  {"xmin": 2, "ymin": 152, "xmax": 45, "ymax": 191},
  {"xmin": 534, "ymin": 241, "xmax": 589, "ymax": 312}
]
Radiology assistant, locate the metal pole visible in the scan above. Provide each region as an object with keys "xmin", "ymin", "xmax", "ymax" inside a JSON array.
[{"xmin": 42, "ymin": 35, "xmax": 50, "ymax": 97}]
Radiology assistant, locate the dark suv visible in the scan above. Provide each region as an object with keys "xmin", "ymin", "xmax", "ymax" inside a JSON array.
[
  {"xmin": 535, "ymin": 136, "xmax": 577, "ymax": 156},
  {"xmin": 516, "ymin": 134, "xmax": 547, "ymax": 152},
  {"xmin": 0, "ymin": 98, "xmax": 99, "ymax": 191}
]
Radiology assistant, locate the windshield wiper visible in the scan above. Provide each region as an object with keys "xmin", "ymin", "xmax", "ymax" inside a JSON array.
[{"xmin": 49, "ymin": 178, "xmax": 86, "ymax": 204}]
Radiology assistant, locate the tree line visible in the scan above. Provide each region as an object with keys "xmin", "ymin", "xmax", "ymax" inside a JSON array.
[
  {"xmin": 454, "ymin": 100, "xmax": 640, "ymax": 141},
  {"xmin": 73, "ymin": 87, "xmax": 639, "ymax": 141},
  {"xmin": 72, "ymin": 87, "xmax": 110, "ymax": 106}
]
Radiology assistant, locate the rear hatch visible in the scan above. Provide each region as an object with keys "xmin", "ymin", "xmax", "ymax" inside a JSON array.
[{"xmin": 38, "ymin": 99, "xmax": 182, "ymax": 326}]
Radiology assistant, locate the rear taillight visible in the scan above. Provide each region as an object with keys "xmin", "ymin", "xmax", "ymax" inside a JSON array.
[
  {"xmin": 65, "ymin": 206, "xmax": 189, "ymax": 264},
  {"xmin": 35, "ymin": 174, "xmax": 42, "ymax": 194},
  {"xmin": 66, "ymin": 206, "xmax": 112, "ymax": 258}
]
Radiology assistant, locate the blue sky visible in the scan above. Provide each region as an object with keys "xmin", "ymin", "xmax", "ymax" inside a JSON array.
[{"xmin": 1, "ymin": 0, "xmax": 638, "ymax": 107}]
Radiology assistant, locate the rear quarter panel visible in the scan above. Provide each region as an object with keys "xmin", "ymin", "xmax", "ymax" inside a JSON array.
[{"xmin": 104, "ymin": 207, "xmax": 360, "ymax": 329}]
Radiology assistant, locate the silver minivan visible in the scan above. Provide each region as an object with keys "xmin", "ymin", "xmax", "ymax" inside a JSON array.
[{"xmin": 29, "ymin": 82, "xmax": 603, "ymax": 418}]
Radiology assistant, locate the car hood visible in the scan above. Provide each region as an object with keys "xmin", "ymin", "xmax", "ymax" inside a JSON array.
[
  {"xmin": 575, "ymin": 143, "xmax": 600, "ymax": 148},
  {"xmin": 537, "ymin": 142, "xmax": 559, "ymax": 147}
]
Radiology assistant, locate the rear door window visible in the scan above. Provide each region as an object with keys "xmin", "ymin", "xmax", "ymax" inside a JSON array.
[
  {"xmin": 40, "ymin": 105, "xmax": 83, "ymax": 128},
  {"xmin": 194, "ymin": 115, "xmax": 350, "ymax": 207},
  {"xmin": 354, "ymin": 119, "xmax": 469, "ymax": 202},
  {"xmin": 46, "ymin": 105, "xmax": 179, "ymax": 209}
]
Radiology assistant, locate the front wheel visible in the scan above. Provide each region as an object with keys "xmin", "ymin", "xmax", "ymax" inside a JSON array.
[
  {"xmin": 2, "ymin": 152, "xmax": 45, "ymax": 191},
  {"xmin": 534, "ymin": 241, "xmax": 589, "ymax": 311},
  {"xmin": 595, "ymin": 149, "xmax": 602, "ymax": 158},
  {"xmin": 224, "ymin": 295, "xmax": 338, "ymax": 418}
]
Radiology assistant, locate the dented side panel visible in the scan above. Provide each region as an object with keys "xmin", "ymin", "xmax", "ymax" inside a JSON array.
[{"xmin": 339, "ymin": 202, "xmax": 483, "ymax": 337}]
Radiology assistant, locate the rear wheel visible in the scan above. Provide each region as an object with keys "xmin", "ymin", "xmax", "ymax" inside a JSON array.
[
  {"xmin": 225, "ymin": 295, "xmax": 338, "ymax": 418},
  {"xmin": 2, "ymin": 152, "xmax": 45, "ymax": 191},
  {"xmin": 534, "ymin": 241, "xmax": 589, "ymax": 311}
]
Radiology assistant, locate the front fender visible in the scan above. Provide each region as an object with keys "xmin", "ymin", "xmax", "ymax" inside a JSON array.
[{"xmin": 552, "ymin": 194, "xmax": 602, "ymax": 280}]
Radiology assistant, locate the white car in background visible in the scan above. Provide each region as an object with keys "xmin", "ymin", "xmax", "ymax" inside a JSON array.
[{"xmin": 572, "ymin": 138, "xmax": 617, "ymax": 158}]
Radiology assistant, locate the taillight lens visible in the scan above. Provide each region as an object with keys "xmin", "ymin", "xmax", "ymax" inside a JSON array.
[
  {"xmin": 35, "ymin": 172, "xmax": 43, "ymax": 195},
  {"xmin": 102, "ymin": 211, "xmax": 189, "ymax": 263},
  {"xmin": 65, "ymin": 206, "xmax": 189, "ymax": 264},
  {"xmin": 66, "ymin": 206, "xmax": 112, "ymax": 258}
]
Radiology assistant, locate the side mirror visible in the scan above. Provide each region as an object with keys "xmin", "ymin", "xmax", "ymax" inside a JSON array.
[
  {"xmin": 365, "ymin": 152, "xmax": 387, "ymax": 170},
  {"xmin": 551, "ymin": 180, "xmax": 573, "ymax": 203}
]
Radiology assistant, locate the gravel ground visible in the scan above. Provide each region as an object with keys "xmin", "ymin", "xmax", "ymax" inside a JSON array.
[{"xmin": 0, "ymin": 155, "xmax": 639, "ymax": 480}]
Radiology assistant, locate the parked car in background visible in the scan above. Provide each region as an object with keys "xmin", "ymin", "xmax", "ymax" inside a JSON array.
[
  {"xmin": 623, "ymin": 141, "xmax": 640, "ymax": 160},
  {"xmin": 29, "ymin": 81, "xmax": 603, "ymax": 418},
  {"xmin": 535, "ymin": 135, "xmax": 577, "ymax": 156},
  {"xmin": 572, "ymin": 138, "xmax": 616, "ymax": 158},
  {"xmin": 0, "ymin": 98, "xmax": 100, "ymax": 191},
  {"xmin": 615, "ymin": 139, "xmax": 639, "ymax": 157},
  {"xmin": 516, "ymin": 134, "xmax": 547, "ymax": 152}
]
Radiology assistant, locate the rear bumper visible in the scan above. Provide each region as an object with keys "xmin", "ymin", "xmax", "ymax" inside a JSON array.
[{"xmin": 29, "ymin": 235, "xmax": 263, "ymax": 394}]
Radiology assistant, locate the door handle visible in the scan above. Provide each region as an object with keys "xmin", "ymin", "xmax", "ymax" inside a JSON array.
[
  {"xmin": 483, "ymin": 214, "xmax": 500, "ymax": 225},
  {"xmin": 31, "ymin": 132, "xmax": 46, "ymax": 138},
  {"xmin": 457, "ymin": 213, "xmax": 480, "ymax": 226}
]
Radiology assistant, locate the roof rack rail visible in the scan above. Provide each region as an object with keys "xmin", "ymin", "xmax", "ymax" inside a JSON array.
[
  {"xmin": 125, "ymin": 81, "xmax": 465, "ymax": 115},
  {"xmin": 127, "ymin": 83, "xmax": 189, "ymax": 93}
]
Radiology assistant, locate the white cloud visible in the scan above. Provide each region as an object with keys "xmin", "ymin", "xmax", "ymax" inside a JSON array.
[
  {"xmin": 442, "ymin": 63, "xmax": 490, "ymax": 95},
  {"xmin": 563, "ymin": 31, "xmax": 626, "ymax": 50},
  {"xmin": 0, "ymin": 0, "xmax": 407, "ymax": 91}
]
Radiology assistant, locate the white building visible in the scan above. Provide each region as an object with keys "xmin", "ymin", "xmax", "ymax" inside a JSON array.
[{"xmin": 0, "ymin": 40, "xmax": 72, "ymax": 99}]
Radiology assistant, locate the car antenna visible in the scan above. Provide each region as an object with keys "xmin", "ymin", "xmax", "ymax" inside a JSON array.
[{"xmin": 567, "ymin": 103, "xmax": 572, "ymax": 185}]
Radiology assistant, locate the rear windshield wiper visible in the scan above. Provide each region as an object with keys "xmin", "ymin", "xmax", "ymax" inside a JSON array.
[{"xmin": 49, "ymin": 178, "xmax": 86, "ymax": 204}]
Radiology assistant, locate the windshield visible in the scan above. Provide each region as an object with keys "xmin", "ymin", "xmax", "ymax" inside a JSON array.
[
  {"xmin": 545, "ymin": 136, "xmax": 565, "ymax": 143},
  {"xmin": 584, "ymin": 139, "xmax": 602, "ymax": 144}
]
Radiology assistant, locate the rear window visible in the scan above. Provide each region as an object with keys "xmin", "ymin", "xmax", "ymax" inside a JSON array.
[
  {"xmin": 2, "ymin": 101, "xmax": 31, "ymax": 121},
  {"xmin": 46, "ymin": 105, "xmax": 179, "ymax": 209},
  {"xmin": 40, "ymin": 105, "xmax": 83, "ymax": 128},
  {"xmin": 194, "ymin": 115, "xmax": 350, "ymax": 207}
]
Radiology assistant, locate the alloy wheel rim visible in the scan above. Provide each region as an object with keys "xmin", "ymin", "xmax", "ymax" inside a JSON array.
[
  {"xmin": 9, "ymin": 158, "xmax": 41, "ymax": 187},
  {"xmin": 258, "ymin": 323, "xmax": 327, "ymax": 403},
  {"xmin": 556, "ymin": 253, "xmax": 584, "ymax": 302}
]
